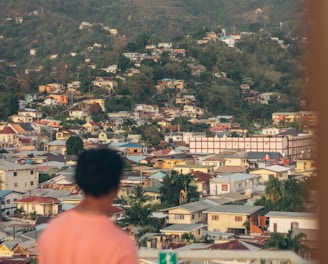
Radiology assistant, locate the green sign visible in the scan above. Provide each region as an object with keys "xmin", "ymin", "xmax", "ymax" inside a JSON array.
[{"xmin": 159, "ymin": 252, "xmax": 177, "ymax": 264}]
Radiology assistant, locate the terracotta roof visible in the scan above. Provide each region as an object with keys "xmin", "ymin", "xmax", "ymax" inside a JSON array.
[
  {"xmin": 10, "ymin": 124, "xmax": 25, "ymax": 133},
  {"xmin": 15, "ymin": 196, "xmax": 61, "ymax": 204},
  {"xmin": 215, "ymin": 166, "xmax": 248, "ymax": 173},
  {"xmin": 0, "ymin": 126, "xmax": 16, "ymax": 134},
  {"xmin": 206, "ymin": 240, "xmax": 249, "ymax": 250},
  {"xmin": 191, "ymin": 171, "xmax": 212, "ymax": 182}
]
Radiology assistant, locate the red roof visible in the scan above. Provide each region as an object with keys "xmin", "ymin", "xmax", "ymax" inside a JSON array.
[
  {"xmin": 206, "ymin": 240, "xmax": 249, "ymax": 250},
  {"xmin": 0, "ymin": 126, "xmax": 16, "ymax": 134},
  {"xmin": 15, "ymin": 196, "xmax": 61, "ymax": 204},
  {"xmin": 190, "ymin": 171, "xmax": 212, "ymax": 182}
]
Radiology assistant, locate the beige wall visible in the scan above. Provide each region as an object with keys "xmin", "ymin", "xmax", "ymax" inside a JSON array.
[
  {"xmin": 17, "ymin": 203, "xmax": 60, "ymax": 216},
  {"xmin": 207, "ymin": 212, "xmax": 247, "ymax": 233},
  {"xmin": 161, "ymin": 228, "xmax": 204, "ymax": 240},
  {"xmin": 167, "ymin": 208, "xmax": 206, "ymax": 224},
  {"xmin": 0, "ymin": 168, "xmax": 39, "ymax": 193},
  {"xmin": 250, "ymin": 169, "xmax": 288, "ymax": 183}
]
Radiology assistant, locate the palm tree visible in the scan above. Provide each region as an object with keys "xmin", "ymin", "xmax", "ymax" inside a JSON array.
[
  {"xmin": 265, "ymin": 175, "xmax": 283, "ymax": 210},
  {"xmin": 128, "ymin": 185, "xmax": 151, "ymax": 206},
  {"xmin": 264, "ymin": 230, "xmax": 309, "ymax": 256}
]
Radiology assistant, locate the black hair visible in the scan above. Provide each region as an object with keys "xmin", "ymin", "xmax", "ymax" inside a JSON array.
[{"xmin": 74, "ymin": 148, "xmax": 124, "ymax": 197}]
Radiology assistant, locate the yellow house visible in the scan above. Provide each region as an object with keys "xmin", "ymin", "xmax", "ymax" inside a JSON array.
[
  {"xmin": 15, "ymin": 196, "xmax": 61, "ymax": 216},
  {"xmin": 0, "ymin": 243, "xmax": 13, "ymax": 257},
  {"xmin": 160, "ymin": 223, "xmax": 206, "ymax": 241},
  {"xmin": 174, "ymin": 165, "xmax": 215, "ymax": 175},
  {"xmin": 296, "ymin": 158, "xmax": 316, "ymax": 173},
  {"xmin": 153, "ymin": 157, "xmax": 187, "ymax": 169},
  {"xmin": 249, "ymin": 165, "xmax": 289, "ymax": 183},
  {"xmin": 143, "ymin": 186, "xmax": 161, "ymax": 205},
  {"xmin": 161, "ymin": 200, "xmax": 220, "ymax": 225},
  {"xmin": 204, "ymin": 205, "xmax": 264, "ymax": 234}
]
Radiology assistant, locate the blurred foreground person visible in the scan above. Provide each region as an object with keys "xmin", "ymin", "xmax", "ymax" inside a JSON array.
[{"xmin": 38, "ymin": 148, "xmax": 138, "ymax": 264}]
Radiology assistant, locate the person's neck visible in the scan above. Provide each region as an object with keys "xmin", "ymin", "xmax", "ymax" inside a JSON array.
[{"xmin": 76, "ymin": 195, "xmax": 114, "ymax": 216}]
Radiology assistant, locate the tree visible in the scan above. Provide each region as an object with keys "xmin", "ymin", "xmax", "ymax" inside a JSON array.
[
  {"xmin": 264, "ymin": 230, "xmax": 309, "ymax": 256},
  {"xmin": 160, "ymin": 171, "xmax": 200, "ymax": 208},
  {"xmin": 117, "ymin": 55, "xmax": 131, "ymax": 72},
  {"xmin": 66, "ymin": 136, "xmax": 84, "ymax": 155},
  {"xmin": 141, "ymin": 125, "xmax": 162, "ymax": 147},
  {"xmin": 128, "ymin": 185, "xmax": 151, "ymax": 206},
  {"xmin": 265, "ymin": 175, "xmax": 283, "ymax": 210}
]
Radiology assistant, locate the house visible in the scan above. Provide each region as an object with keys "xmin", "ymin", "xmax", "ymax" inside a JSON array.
[
  {"xmin": 296, "ymin": 158, "xmax": 316, "ymax": 173},
  {"xmin": 204, "ymin": 205, "xmax": 264, "ymax": 234},
  {"xmin": 216, "ymin": 149, "xmax": 248, "ymax": 167},
  {"xmin": 0, "ymin": 243, "xmax": 13, "ymax": 257},
  {"xmin": 83, "ymin": 99, "xmax": 106, "ymax": 112},
  {"xmin": 0, "ymin": 126, "xmax": 18, "ymax": 147},
  {"xmin": 43, "ymin": 140, "xmax": 66, "ymax": 153},
  {"xmin": 190, "ymin": 171, "xmax": 213, "ymax": 196},
  {"xmin": 83, "ymin": 121, "xmax": 100, "ymax": 135},
  {"xmin": 152, "ymin": 153, "xmax": 195, "ymax": 169},
  {"xmin": 265, "ymin": 211, "xmax": 318, "ymax": 234},
  {"xmin": 209, "ymin": 173, "xmax": 260, "ymax": 196},
  {"xmin": 0, "ymin": 160, "xmax": 39, "ymax": 193},
  {"xmin": 174, "ymin": 164, "xmax": 215, "ymax": 175},
  {"xmin": 261, "ymin": 127, "xmax": 280, "ymax": 136},
  {"xmin": 249, "ymin": 165, "xmax": 289, "ymax": 183},
  {"xmin": 161, "ymin": 199, "xmax": 220, "ymax": 225},
  {"xmin": 175, "ymin": 95, "xmax": 196, "ymax": 106},
  {"xmin": 160, "ymin": 223, "xmax": 206, "ymax": 241},
  {"xmin": 14, "ymin": 196, "xmax": 61, "ymax": 216},
  {"xmin": 56, "ymin": 130, "xmax": 75, "ymax": 140},
  {"xmin": 143, "ymin": 186, "xmax": 161, "ymax": 205},
  {"xmin": 198, "ymin": 155, "xmax": 226, "ymax": 170},
  {"xmin": 17, "ymin": 108, "xmax": 42, "ymax": 120},
  {"xmin": 47, "ymin": 94, "xmax": 68, "ymax": 105},
  {"xmin": 271, "ymin": 112, "xmax": 302, "ymax": 126},
  {"xmin": 246, "ymin": 152, "xmax": 282, "ymax": 168},
  {"xmin": 111, "ymin": 142, "xmax": 147, "ymax": 156},
  {"xmin": 0, "ymin": 190, "xmax": 24, "ymax": 217},
  {"xmin": 93, "ymin": 76, "xmax": 118, "ymax": 92}
]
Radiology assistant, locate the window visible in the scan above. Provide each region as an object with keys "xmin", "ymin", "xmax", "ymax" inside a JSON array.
[
  {"xmin": 32, "ymin": 205, "xmax": 35, "ymax": 211},
  {"xmin": 221, "ymin": 184, "xmax": 228, "ymax": 191},
  {"xmin": 235, "ymin": 216, "xmax": 242, "ymax": 222},
  {"xmin": 1, "ymin": 200, "xmax": 4, "ymax": 205},
  {"xmin": 14, "ymin": 183, "xmax": 18, "ymax": 187},
  {"xmin": 6, "ymin": 199, "xmax": 10, "ymax": 204},
  {"xmin": 30, "ymin": 181, "xmax": 34, "ymax": 186},
  {"xmin": 212, "ymin": 215, "xmax": 219, "ymax": 221},
  {"xmin": 238, "ymin": 183, "xmax": 242, "ymax": 188},
  {"xmin": 13, "ymin": 172, "xmax": 17, "ymax": 176},
  {"xmin": 30, "ymin": 170, "xmax": 34, "ymax": 175},
  {"xmin": 174, "ymin": 214, "xmax": 184, "ymax": 220}
]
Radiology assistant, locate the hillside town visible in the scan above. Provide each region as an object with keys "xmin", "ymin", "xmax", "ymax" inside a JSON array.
[{"xmin": 0, "ymin": 16, "xmax": 318, "ymax": 264}]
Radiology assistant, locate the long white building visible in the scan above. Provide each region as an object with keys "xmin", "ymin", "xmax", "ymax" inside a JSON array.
[{"xmin": 189, "ymin": 135, "xmax": 315, "ymax": 161}]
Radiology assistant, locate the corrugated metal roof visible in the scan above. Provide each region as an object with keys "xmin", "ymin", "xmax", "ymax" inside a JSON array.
[
  {"xmin": 265, "ymin": 211, "xmax": 317, "ymax": 219},
  {"xmin": 160, "ymin": 223, "xmax": 206, "ymax": 232},
  {"xmin": 204, "ymin": 205, "xmax": 264, "ymax": 214}
]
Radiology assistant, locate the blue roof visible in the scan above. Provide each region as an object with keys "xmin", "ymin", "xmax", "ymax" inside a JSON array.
[
  {"xmin": 121, "ymin": 143, "xmax": 142, "ymax": 148},
  {"xmin": 149, "ymin": 171, "xmax": 167, "ymax": 179},
  {"xmin": 0, "ymin": 190, "xmax": 23, "ymax": 198}
]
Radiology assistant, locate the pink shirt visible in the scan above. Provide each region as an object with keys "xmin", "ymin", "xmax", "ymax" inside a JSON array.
[{"xmin": 38, "ymin": 209, "xmax": 138, "ymax": 264}]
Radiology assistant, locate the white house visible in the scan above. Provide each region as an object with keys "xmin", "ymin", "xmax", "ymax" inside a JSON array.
[
  {"xmin": 0, "ymin": 190, "xmax": 24, "ymax": 217},
  {"xmin": 266, "ymin": 211, "xmax": 318, "ymax": 233},
  {"xmin": 210, "ymin": 173, "xmax": 260, "ymax": 195}
]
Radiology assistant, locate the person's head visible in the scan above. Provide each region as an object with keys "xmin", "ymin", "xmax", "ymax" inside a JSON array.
[{"xmin": 74, "ymin": 148, "xmax": 124, "ymax": 197}]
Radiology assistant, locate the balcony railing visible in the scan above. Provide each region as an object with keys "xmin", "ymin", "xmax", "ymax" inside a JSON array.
[{"xmin": 138, "ymin": 249, "xmax": 315, "ymax": 264}]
